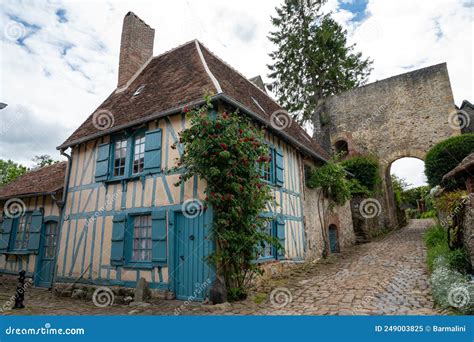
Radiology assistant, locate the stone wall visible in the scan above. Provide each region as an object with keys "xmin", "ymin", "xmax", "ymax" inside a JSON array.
[
  {"xmin": 303, "ymin": 187, "xmax": 355, "ymax": 261},
  {"xmin": 463, "ymin": 207, "xmax": 474, "ymax": 267},
  {"xmin": 324, "ymin": 63, "xmax": 459, "ymax": 228}
]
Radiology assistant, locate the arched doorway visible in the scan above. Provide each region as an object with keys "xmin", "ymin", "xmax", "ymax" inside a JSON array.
[
  {"xmin": 328, "ymin": 224, "xmax": 340, "ymax": 253},
  {"xmin": 383, "ymin": 154, "xmax": 427, "ymax": 227}
]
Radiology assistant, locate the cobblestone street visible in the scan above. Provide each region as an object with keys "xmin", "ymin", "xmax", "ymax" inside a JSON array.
[{"xmin": 0, "ymin": 219, "xmax": 441, "ymax": 315}]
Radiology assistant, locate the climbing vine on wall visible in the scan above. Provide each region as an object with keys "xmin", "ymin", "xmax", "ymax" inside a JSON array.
[{"xmin": 173, "ymin": 99, "xmax": 280, "ymax": 300}]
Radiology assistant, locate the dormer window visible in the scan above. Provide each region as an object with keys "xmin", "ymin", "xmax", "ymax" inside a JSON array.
[{"xmin": 133, "ymin": 85, "xmax": 146, "ymax": 97}]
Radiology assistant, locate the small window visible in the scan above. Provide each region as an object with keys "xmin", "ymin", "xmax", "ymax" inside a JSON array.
[
  {"xmin": 304, "ymin": 164, "xmax": 312, "ymax": 183},
  {"xmin": 261, "ymin": 220, "xmax": 274, "ymax": 258},
  {"xmin": 133, "ymin": 85, "xmax": 145, "ymax": 97},
  {"xmin": 132, "ymin": 134, "xmax": 145, "ymax": 175},
  {"xmin": 113, "ymin": 138, "xmax": 127, "ymax": 177},
  {"xmin": 131, "ymin": 215, "xmax": 152, "ymax": 262},
  {"xmin": 334, "ymin": 140, "xmax": 349, "ymax": 157},
  {"xmin": 14, "ymin": 213, "xmax": 32, "ymax": 250},
  {"xmin": 258, "ymin": 148, "xmax": 273, "ymax": 182}
]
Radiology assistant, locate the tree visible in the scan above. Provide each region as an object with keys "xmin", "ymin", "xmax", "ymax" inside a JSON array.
[
  {"xmin": 32, "ymin": 154, "xmax": 58, "ymax": 169},
  {"xmin": 268, "ymin": 0, "xmax": 372, "ymax": 128},
  {"xmin": 0, "ymin": 159, "xmax": 28, "ymax": 186},
  {"xmin": 174, "ymin": 101, "xmax": 277, "ymax": 300},
  {"xmin": 425, "ymin": 134, "xmax": 474, "ymax": 189}
]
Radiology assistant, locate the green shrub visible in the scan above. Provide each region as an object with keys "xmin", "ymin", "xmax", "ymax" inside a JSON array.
[
  {"xmin": 419, "ymin": 210, "xmax": 437, "ymax": 219},
  {"xmin": 425, "ymin": 134, "xmax": 474, "ymax": 188},
  {"xmin": 341, "ymin": 155, "xmax": 380, "ymax": 193},
  {"xmin": 424, "ymin": 225, "xmax": 447, "ymax": 248},
  {"xmin": 307, "ymin": 160, "xmax": 352, "ymax": 206},
  {"xmin": 424, "ymin": 225, "xmax": 471, "ymax": 273}
]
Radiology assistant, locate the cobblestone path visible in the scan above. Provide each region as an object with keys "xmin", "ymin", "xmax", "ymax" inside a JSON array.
[{"xmin": 0, "ymin": 219, "xmax": 441, "ymax": 315}]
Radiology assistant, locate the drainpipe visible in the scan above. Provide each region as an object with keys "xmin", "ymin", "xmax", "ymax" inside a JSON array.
[{"xmin": 50, "ymin": 148, "xmax": 72, "ymax": 290}]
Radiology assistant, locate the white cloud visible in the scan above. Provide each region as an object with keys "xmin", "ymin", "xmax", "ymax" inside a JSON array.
[
  {"xmin": 390, "ymin": 157, "xmax": 427, "ymax": 188},
  {"xmin": 0, "ymin": 0, "xmax": 472, "ymax": 175}
]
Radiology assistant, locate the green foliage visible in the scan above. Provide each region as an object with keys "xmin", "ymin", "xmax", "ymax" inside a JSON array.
[
  {"xmin": 307, "ymin": 159, "xmax": 351, "ymax": 206},
  {"xmin": 402, "ymin": 186, "xmax": 430, "ymax": 208},
  {"xmin": 267, "ymin": 0, "xmax": 372, "ymax": 125},
  {"xmin": 425, "ymin": 134, "xmax": 474, "ymax": 188},
  {"xmin": 32, "ymin": 154, "xmax": 58, "ymax": 168},
  {"xmin": 418, "ymin": 210, "xmax": 437, "ymax": 219},
  {"xmin": 424, "ymin": 225, "xmax": 471, "ymax": 274},
  {"xmin": 174, "ymin": 100, "xmax": 278, "ymax": 299},
  {"xmin": 341, "ymin": 155, "xmax": 380, "ymax": 195},
  {"xmin": 0, "ymin": 159, "xmax": 28, "ymax": 186}
]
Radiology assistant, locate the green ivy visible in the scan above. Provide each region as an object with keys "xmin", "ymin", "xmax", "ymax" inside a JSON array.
[
  {"xmin": 341, "ymin": 155, "xmax": 380, "ymax": 195},
  {"xmin": 173, "ymin": 100, "xmax": 280, "ymax": 300},
  {"xmin": 307, "ymin": 159, "xmax": 351, "ymax": 206}
]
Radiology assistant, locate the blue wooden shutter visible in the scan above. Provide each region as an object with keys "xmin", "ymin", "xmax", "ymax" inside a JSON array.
[
  {"xmin": 151, "ymin": 210, "xmax": 167, "ymax": 264},
  {"xmin": 276, "ymin": 217, "xmax": 286, "ymax": 259},
  {"xmin": 274, "ymin": 148, "xmax": 284, "ymax": 186},
  {"xmin": 0, "ymin": 217, "xmax": 14, "ymax": 253},
  {"xmin": 144, "ymin": 129, "xmax": 162, "ymax": 174},
  {"xmin": 95, "ymin": 143, "xmax": 110, "ymax": 181},
  {"xmin": 27, "ymin": 210, "xmax": 43, "ymax": 251},
  {"xmin": 111, "ymin": 213, "xmax": 126, "ymax": 266}
]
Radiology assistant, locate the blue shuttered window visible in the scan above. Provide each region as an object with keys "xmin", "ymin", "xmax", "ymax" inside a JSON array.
[
  {"xmin": 151, "ymin": 210, "xmax": 167, "ymax": 264},
  {"xmin": 0, "ymin": 217, "xmax": 13, "ymax": 253},
  {"xmin": 144, "ymin": 129, "xmax": 162, "ymax": 174},
  {"xmin": 111, "ymin": 213, "xmax": 126, "ymax": 266},
  {"xmin": 276, "ymin": 216, "xmax": 286, "ymax": 259},
  {"xmin": 27, "ymin": 210, "xmax": 43, "ymax": 251},
  {"xmin": 95, "ymin": 143, "xmax": 110, "ymax": 181},
  {"xmin": 274, "ymin": 148, "xmax": 284, "ymax": 187}
]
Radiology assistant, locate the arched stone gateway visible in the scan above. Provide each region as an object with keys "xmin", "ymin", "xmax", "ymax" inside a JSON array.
[{"xmin": 321, "ymin": 63, "xmax": 461, "ymax": 228}]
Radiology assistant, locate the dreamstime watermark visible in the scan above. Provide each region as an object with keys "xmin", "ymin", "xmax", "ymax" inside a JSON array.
[
  {"xmin": 92, "ymin": 287, "xmax": 115, "ymax": 307},
  {"xmin": 439, "ymin": 193, "xmax": 473, "ymax": 228},
  {"xmin": 269, "ymin": 287, "xmax": 293, "ymax": 308},
  {"xmin": 92, "ymin": 109, "xmax": 115, "ymax": 131},
  {"xmin": 4, "ymin": 198, "xmax": 26, "ymax": 219},
  {"xmin": 3, "ymin": 20, "xmax": 26, "ymax": 42},
  {"xmin": 447, "ymin": 284, "xmax": 471, "ymax": 308},
  {"xmin": 174, "ymin": 278, "xmax": 212, "ymax": 315},
  {"xmin": 182, "ymin": 199, "xmax": 204, "ymax": 218},
  {"xmin": 0, "ymin": 279, "xmax": 33, "ymax": 313},
  {"xmin": 85, "ymin": 192, "xmax": 121, "ymax": 227},
  {"xmin": 358, "ymin": 198, "xmax": 382, "ymax": 219},
  {"xmin": 448, "ymin": 109, "xmax": 470, "ymax": 131},
  {"xmin": 270, "ymin": 110, "xmax": 292, "ymax": 131},
  {"xmin": 4, "ymin": 322, "xmax": 85, "ymax": 336}
]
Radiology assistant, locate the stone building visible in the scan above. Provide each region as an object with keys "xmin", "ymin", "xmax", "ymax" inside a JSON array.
[{"xmin": 321, "ymin": 63, "xmax": 460, "ymax": 229}]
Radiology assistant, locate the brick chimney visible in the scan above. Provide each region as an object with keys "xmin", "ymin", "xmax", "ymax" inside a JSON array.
[{"xmin": 117, "ymin": 12, "xmax": 155, "ymax": 88}]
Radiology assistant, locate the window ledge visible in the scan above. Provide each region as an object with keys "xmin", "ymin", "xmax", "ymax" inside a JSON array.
[{"xmin": 3, "ymin": 250, "xmax": 33, "ymax": 256}]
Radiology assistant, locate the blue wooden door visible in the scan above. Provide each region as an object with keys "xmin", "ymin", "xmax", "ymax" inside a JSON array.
[
  {"xmin": 35, "ymin": 220, "xmax": 59, "ymax": 288},
  {"xmin": 328, "ymin": 225, "xmax": 339, "ymax": 253},
  {"xmin": 174, "ymin": 211, "xmax": 213, "ymax": 301}
]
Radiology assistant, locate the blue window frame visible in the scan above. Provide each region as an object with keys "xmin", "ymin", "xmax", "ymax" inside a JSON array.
[
  {"xmin": 11, "ymin": 212, "xmax": 32, "ymax": 251},
  {"xmin": 109, "ymin": 129, "xmax": 147, "ymax": 180},
  {"xmin": 257, "ymin": 219, "xmax": 276, "ymax": 260},
  {"xmin": 258, "ymin": 147, "xmax": 274, "ymax": 183},
  {"xmin": 124, "ymin": 213, "xmax": 153, "ymax": 268}
]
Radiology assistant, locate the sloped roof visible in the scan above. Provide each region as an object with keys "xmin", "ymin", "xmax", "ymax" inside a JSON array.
[
  {"xmin": 0, "ymin": 162, "xmax": 67, "ymax": 200},
  {"xmin": 58, "ymin": 40, "xmax": 329, "ymax": 160},
  {"xmin": 443, "ymin": 153, "xmax": 474, "ymax": 181}
]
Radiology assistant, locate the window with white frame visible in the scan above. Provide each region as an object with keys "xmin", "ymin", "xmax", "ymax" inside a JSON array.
[
  {"xmin": 113, "ymin": 138, "xmax": 127, "ymax": 177},
  {"xmin": 131, "ymin": 215, "xmax": 152, "ymax": 262},
  {"xmin": 14, "ymin": 213, "xmax": 32, "ymax": 250},
  {"xmin": 132, "ymin": 134, "xmax": 146, "ymax": 175}
]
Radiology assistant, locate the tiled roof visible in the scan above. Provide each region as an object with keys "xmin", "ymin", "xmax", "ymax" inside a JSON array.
[
  {"xmin": 58, "ymin": 40, "xmax": 329, "ymax": 160},
  {"xmin": 0, "ymin": 162, "xmax": 66, "ymax": 200}
]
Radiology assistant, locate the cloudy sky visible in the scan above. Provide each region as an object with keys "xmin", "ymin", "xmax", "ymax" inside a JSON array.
[{"xmin": 0, "ymin": 0, "xmax": 472, "ymax": 187}]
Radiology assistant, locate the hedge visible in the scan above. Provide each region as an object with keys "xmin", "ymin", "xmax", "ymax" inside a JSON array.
[
  {"xmin": 341, "ymin": 155, "xmax": 380, "ymax": 194},
  {"xmin": 425, "ymin": 134, "xmax": 474, "ymax": 188}
]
